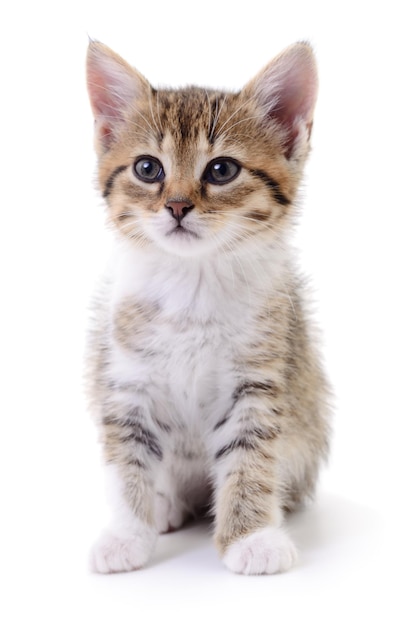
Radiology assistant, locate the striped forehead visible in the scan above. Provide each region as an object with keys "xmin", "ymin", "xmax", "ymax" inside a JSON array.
[
  {"xmin": 158, "ymin": 89, "xmax": 213, "ymax": 139},
  {"xmin": 154, "ymin": 88, "xmax": 240, "ymax": 171},
  {"xmin": 160, "ymin": 128, "xmax": 211, "ymax": 179},
  {"xmin": 155, "ymin": 90, "xmax": 211, "ymax": 172},
  {"xmin": 157, "ymin": 89, "xmax": 240, "ymax": 145}
]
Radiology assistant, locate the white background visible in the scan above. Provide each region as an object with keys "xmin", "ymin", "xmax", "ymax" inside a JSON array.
[{"xmin": 1, "ymin": 1, "xmax": 399, "ymax": 624}]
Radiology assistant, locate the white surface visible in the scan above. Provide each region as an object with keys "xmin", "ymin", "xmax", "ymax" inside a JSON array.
[{"xmin": 1, "ymin": 1, "xmax": 399, "ymax": 624}]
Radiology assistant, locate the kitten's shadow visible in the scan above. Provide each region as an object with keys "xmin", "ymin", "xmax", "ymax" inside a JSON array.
[
  {"xmin": 151, "ymin": 517, "xmax": 213, "ymax": 568},
  {"xmin": 150, "ymin": 493, "xmax": 381, "ymax": 569},
  {"xmin": 287, "ymin": 492, "xmax": 381, "ymax": 564}
]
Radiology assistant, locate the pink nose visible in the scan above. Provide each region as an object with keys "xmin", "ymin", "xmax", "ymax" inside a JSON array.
[{"xmin": 165, "ymin": 200, "xmax": 194, "ymax": 223}]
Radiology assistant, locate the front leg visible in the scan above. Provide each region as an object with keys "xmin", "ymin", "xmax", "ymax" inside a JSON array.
[
  {"xmin": 90, "ymin": 407, "xmax": 160, "ymax": 573},
  {"xmin": 212, "ymin": 386, "xmax": 297, "ymax": 575}
]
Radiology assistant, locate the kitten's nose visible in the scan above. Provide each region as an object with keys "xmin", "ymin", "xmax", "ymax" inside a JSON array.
[{"xmin": 165, "ymin": 199, "xmax": 194, "ymax": 223}]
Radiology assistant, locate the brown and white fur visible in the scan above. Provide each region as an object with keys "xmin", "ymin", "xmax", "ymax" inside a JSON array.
[{"xmin": 86, "ymin": 41, "xmax": 330, "ymax": 575}]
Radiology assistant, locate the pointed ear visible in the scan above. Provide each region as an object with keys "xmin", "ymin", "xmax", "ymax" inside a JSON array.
[
  {"xmin": 243, "ymin": 43, "xmax": 318, "ymax": 158},
  {"xmin": 86, "ymin": 41, "xmax": 150, "ymax": 152}
]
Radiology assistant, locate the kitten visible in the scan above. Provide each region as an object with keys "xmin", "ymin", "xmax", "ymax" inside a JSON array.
[{"xmin": 86, "ymin": 40, "xmax": 330, "ymax": 575}]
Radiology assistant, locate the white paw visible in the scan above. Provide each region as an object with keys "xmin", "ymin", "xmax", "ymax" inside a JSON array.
[
  {"xmin": 222, "ymin": 527, "xmax": 297, "ymax": 575},
  {"xmin": 89, "ymin": 527, "xmax": 157, "ymax": 574},
  {"xmin": 154, "ymin": 492, "xmax": 186, "ymax": 533}
]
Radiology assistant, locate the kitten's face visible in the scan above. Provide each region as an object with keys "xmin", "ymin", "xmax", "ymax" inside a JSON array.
[{"xmin": 87, "ymin": 43, "xmax": 317, "ymax": 258}]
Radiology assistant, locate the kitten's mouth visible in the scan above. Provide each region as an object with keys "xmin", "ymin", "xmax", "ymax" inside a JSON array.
[{"xmin": 167, "ymin": 225, "xmax": 200, "ymax": 240}]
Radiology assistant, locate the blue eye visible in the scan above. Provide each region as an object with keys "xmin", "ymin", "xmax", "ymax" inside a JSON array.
[
  {"xmin": 134, "ymin": 156, "xmax": 165, "ymax": 182},
  {"xmin": 204, "ymin": 158, "xmax": 241, "ymax": 184}
]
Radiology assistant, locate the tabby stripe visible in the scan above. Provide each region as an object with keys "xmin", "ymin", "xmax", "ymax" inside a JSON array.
[
  {"xmin": 154, "ymin": 418, "xmax": 172, "ymax": 433},
  {"xmin": 119, "ymin": 423, "xmax": 163, "ymax": 460},
  {"xmin": 103, "ymin": 164, "xmax": 129, "ymax": 198},
  {"xmin": 215, "ymin": 438, "xmax": 257, "ymax": 460},
  {"xmin": 102, "ymin": 407, "xmax": 146, "ymax": 426},
  {"xmin": 126, "ymin": 458, "xmax": 147, "ymax": 469},
  {"xmin": 213, "ymin": 412, "xmax": 232, "ymax": 431},
  {"xmin": 233, "ymin": 380, "xmax": 279, "ymax": 401},
  {"xmin": 215, "ymin": 426, "xmax": 277, "ymax": 460},
  {"xmin": 245, "ymin": 210, "xmax": 271, "ymax": 222},
  {"xmin": 249, "ymin": 169, "xmax": 290, "ymax": 206},
  {"xmin": 207, "ymin": 95, "xmax": 219, "ymax": 144}
]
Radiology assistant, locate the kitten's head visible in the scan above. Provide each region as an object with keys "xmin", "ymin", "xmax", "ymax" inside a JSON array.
[{"xmin": 87, "ymin": 41, "xmax": 317, "ymax": 258}]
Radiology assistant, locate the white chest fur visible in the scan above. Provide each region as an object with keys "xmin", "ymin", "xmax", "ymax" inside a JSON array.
[{"xmin": 105, "ymin": 239, "xmax": 287, "ymax": 431}]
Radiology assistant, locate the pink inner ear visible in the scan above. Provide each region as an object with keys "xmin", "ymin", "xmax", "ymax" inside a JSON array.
[
  {"xmin": 86, "ymin": 44, "xmax": 146, "ymax": 151},
  {"xmin": 273, "ymin": 67, "xmax": 316, "ymax": 129},
  {"xmin": 256, "ymin": 45, "xmax": 318, "ymax": 156},
  {"xmin": 87, "ymin": 60, "xmax": 130, "ymax": 122}
]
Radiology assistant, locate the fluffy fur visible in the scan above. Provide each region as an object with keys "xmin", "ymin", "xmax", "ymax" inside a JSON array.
[{"xmin": 86, "ymin": 41, "xmax": 330, "ymax": 575}]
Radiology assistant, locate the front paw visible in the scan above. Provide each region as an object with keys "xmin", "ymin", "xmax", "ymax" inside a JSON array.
[
  {"xmin": 89, "ymin": 527, "xmax": 157, "ymax": 574},
  {"xmin": 222, "ymin": 527, "xmax": 297, "ymax": 575}
]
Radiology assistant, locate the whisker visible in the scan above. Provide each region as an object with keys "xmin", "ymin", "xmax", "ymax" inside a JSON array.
[
  {"xmin": 216, "ymin": 114, "xmax": 265, "ymax": 141},
  {"xmin": 204, "ymin": 89, "xmax": 213, "ymax": 141},
  {"xmin": 214, "ymin": 94, "xmax": 259, "ymax": 138},
  {"xmin": 129, "ymin": 102, "xmax": 159, "ymax": 136},
  {"xmin": 148, "ymin": 91, "xmax": 163, "ymax": 141},
  {"xmin": 89, "ymin": 82, "xmax": 159, "ymax": 139},
  {"xmin": 94, "ymin": 112, "xmax": 155, "ymax": 143},
  {"xmin": 210, "ymin": 93, "xmax": 228, "ymax": 142},
  {"xmin": 155, "ymin": 90, "xmax": 164, "ymax": 138},
  {"xmin": 87, "ymin": 81, "xmax": 133, "ymax": 109}
]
